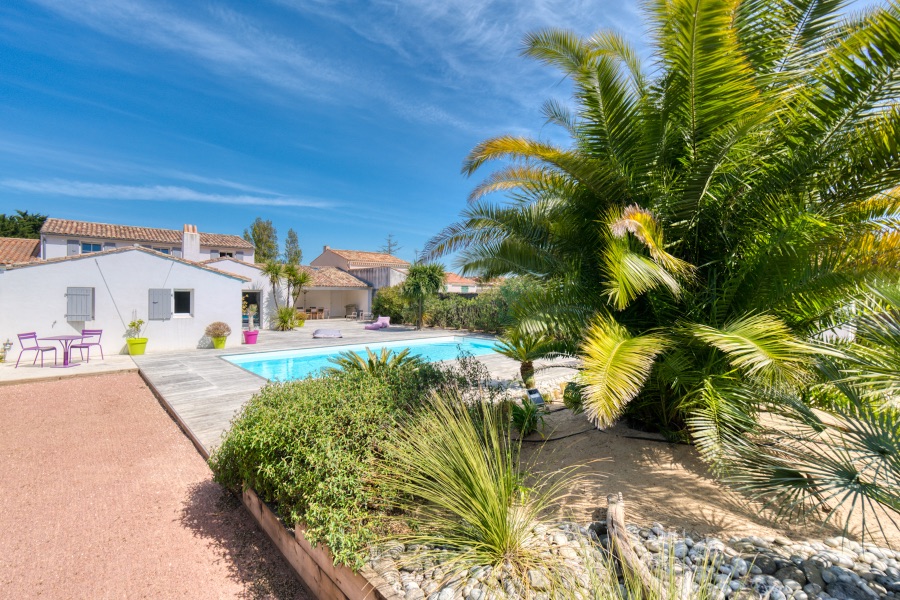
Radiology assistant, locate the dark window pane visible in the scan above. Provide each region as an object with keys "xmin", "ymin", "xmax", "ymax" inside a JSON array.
[{"xmin": 174, "ymin": 290, "xmax": 192, "ymax": 314}]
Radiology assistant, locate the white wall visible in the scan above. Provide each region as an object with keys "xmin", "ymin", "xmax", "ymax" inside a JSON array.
[
  {"xmin": 42, "ymin": 234, "xmax": 253, "ymax": 263},
  {"xmin": 205, "ymin": 260, "xmax": 289, "ymax": 329},
  {"xmin": 0, "ymin": 250, "xmax": 245, "ymax": 354},
  {"xmin": 300, "ymin": 289, "xmax": 370, "ymax": 317}
]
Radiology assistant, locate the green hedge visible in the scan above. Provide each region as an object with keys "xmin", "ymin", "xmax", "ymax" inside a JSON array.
[
  {"xmin": 373, "ymin": 278, "xmax": 533, "ymax": 333},
  {"xmin": 209, "ymin": 365, "xmax": 445, "ymax": 568}
]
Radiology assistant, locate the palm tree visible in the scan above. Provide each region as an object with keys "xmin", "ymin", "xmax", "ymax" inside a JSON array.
[
  {"xmin": 288, "ymin": 268, "xmax": 313, "ymax": 309},
  {"xmin": 493, "ymin": 328, "xmax": 562, "ymax": 388},
  {"xmin": 402, "ymin": 263, "xmax": 446, "ymax": 330},
  {"xmin": 426, "ymin": 0, "xmax": 900, "ymax": 525},
  {"xmin": 261, "ymin": 261, "xmax": 285, "ymax": 310}
]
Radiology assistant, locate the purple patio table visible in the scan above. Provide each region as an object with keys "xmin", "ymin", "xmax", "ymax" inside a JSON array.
[{"xmin": 39, "ymin": 335, "xmax": 84, "ymax": 368}]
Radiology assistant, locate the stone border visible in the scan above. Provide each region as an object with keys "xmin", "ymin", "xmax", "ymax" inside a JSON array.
[{"xmin": 241, "ymin": 487, "xmax": 401, "ymax": 600}]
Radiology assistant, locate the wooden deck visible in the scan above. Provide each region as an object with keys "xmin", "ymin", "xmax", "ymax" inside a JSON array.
[{"xmin": 134, "ymin": 320, "xmax": 579, "ymax": 455}]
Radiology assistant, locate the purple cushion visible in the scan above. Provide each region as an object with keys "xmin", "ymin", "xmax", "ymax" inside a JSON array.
[
  {"xmin": 312, "ymin": 329, "xmax": 342, "ymax": 338},
  {"xmin": 364, "ymin": 323, "xmax": 382, "ymax": 330}
]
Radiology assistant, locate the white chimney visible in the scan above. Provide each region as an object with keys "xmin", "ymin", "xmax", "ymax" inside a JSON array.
[
  {"xmin": 323, "ymin": 245, "xmax": 330, "ymax": 252},
  {"xmin": 182, "ymin": 224, "xmax": 201, "ymax": 262}
]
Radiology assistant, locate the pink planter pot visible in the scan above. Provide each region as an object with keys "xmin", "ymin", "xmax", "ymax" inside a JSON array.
[{"xmin": 243, "ymin": 330, "xmax": 259, "ymax": 344}]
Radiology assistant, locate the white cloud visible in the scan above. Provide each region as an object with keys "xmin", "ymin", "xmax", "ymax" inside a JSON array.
[{"xmin": 0, "ymin": 178, "xmax": 333, "ymax": 208}]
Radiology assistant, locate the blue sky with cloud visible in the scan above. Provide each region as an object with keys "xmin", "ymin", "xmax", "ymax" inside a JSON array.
[{"xmin": 0, "ymin": 0, "xmax": 877, "ymax": 263}]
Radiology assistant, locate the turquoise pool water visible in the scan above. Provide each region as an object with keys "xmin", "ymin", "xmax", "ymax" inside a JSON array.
[{"xmin": 223, "ymin": 335, "xmax": 497, "ymax": 381}]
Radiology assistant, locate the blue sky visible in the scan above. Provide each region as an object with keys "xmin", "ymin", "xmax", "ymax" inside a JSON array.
[{"xmin": 0, "ymin": 0, "xmax": 876, "ymax": 264}]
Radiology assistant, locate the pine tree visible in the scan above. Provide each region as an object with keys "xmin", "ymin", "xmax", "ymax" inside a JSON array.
[
  {"xmin": 284, "ymin": 228, "xmax": 302, "ymax": 264},
  {"xmin": 380, "ymin": 233, "xmax": 401, "ymax": 256},
  {"xmin": 243, "ymin": 217, "xmax": 278, "ymax": 262}
]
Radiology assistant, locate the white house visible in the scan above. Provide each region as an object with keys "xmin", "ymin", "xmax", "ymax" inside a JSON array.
[
  {"xmin": 39, "ymin": 218, "xmax": 255, "ymax": 263},
  {"xmin": 0, "ymin": 247, "xmax": 247, "ymax": 354},
  {"xmin": 204, "ymin": 258, "xmax": 372, "ymax": 326},
  {"xmin": 444, "ymin": 272, "xmax": 479, "ymax": 294},
  {"xmin": 310, "ymin": 246, "xmax": 409, "ymax": 305}
]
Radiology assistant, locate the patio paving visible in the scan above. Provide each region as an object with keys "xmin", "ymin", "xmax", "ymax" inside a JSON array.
[
  {"xmin": 0, "ymin": 352, "xmax": 137, "ymax": 385},
  {"xmin": 134, "ymin": 319, "xmax": 579, "ymax": 455}
]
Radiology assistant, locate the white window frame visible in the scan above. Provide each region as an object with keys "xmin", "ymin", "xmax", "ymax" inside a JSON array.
[
  {"xmin": 172, "ymin": 289, "xmax": 194, "ymax": 318},
  {"xmin": 81, "ymin": 242, "xmax": 102, "ymax": 254}
]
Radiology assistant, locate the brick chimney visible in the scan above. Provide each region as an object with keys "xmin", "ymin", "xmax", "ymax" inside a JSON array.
[{"xmin": 182, "ymin": 224, "xmax": 200, "ymax": 261}]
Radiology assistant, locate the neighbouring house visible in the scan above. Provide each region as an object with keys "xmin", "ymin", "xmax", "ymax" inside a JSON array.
[
  {"xmin": 0, "ymin": 247, "xmax": 247, "ymax": 354},
  {"xmin": 204, "ymin": 258, "xmax": 372, "ymax": 326},
  {"xmin": 39, "ymin": 218, "xmax": 255, "ymax": 262},
  {"xmin": 0, "ymin": 237, "xmax": 41, "ymax": 265},
  {"xmin": 444, "ymin": 272, "xmax": 479, "ymax": 294},
  {"xmin": 310, "ymin": 246, "xmax": 409, "ymax": 304}
]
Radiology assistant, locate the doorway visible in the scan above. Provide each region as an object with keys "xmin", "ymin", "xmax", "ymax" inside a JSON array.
[{"xmin": 242, "ymin": 290, "xmax": 262, "ymax": 329}]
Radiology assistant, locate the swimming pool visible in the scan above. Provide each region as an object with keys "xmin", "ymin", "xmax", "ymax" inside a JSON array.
[{"xmin": 223, "ymin": 335, "xmax": 498, "ymax": 381}]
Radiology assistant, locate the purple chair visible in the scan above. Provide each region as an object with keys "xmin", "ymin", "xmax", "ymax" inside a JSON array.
[
  {"xmin": 364, "ymin": 316, "xmax": 391, "ymax": 331},
  {"xmin": 15, "ymin": 332, "xmax": 57, "ymax": 368},
  {"xmin": 72, "ymin": 329, "xmax": 104, "ymax": 362}
]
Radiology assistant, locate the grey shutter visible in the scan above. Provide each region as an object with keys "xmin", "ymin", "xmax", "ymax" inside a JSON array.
[
  {"xmin": 236, "ymin": 251, "xmax": 244, "ymax": 261},
  {"xmin": 67, "ymin": 240, "xmax": 80, "ymax": 256},
  {"xmin": 148, "ymin": 288, "xmax": 172, "ymax": 320},
  {"xmin": 103, "ymin": 242, "xmax": 116, "ymax": 251},
  {"xmin": 66, "ymin": 287, "xmax": 94, "ymax": 321}
]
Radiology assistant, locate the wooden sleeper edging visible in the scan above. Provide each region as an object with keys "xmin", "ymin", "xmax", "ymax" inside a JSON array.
[{"xmin": 240, "ymin": 486, "xmax": 401, "ymax": 600}]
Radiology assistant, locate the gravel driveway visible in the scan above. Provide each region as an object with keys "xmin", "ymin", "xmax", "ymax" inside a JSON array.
[{"xmin": 0, "ymin": 372, "xmax": 310, "ymax": 599}]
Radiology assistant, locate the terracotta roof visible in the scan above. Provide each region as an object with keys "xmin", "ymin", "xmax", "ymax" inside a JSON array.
[
  {"xmin": 445, "ymin": 272, "xmax": 478, "ymax": 286},
  {"xmin": 41, "ymin": 218, "xmax": 253, "ymax": 249},
  {"xmin": 202, "ymin": 258, "xmax": 370, "ymax": 288},
  {"xmin": 0, "ymin": 237, "xmax": 41, "ymax": 264},
  {"xmin": 326, "ymin": 248, "xmax": 409, "ymax": 266},
  {"xmin": 301, "ymin": 266, "xmax": 370, "ymax": 288},
  {"xmin": 3, "ymin": 246, "xmax": 251, "ymax": 281}
]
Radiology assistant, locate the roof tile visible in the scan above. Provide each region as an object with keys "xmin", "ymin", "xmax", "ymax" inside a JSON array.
[
  {"xmin": 327, "ymin": 248, "xmax": 409, "ymax": 266},
  {"xmin": 0, "ymin": 237, "xmax": 41, "ymax": 264},
  {"xmin": 41, "ymin": 218, "xmax": 253, "ymax": 249}
]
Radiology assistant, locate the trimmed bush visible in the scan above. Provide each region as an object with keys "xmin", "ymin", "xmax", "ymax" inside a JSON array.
[{"xmin": 209, "ymin": 364, "xmax": 446, "ymax": 568}]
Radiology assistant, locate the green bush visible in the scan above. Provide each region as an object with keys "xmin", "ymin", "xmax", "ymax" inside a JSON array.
[
  {"xmin": 209, "ymin": 365, "xmax": 446, "ymax": 569},
  {"xmin": 371, "ymin": 285, "xmax": 406, "ymax": 322}
]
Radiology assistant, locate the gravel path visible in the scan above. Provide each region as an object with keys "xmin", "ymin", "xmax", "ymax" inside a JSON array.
[{"xmin": 0, "ymin": 372, "xmax": 310, "ymax": 599}]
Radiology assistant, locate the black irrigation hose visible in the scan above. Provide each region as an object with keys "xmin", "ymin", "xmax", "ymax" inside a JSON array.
[{"xmin": 514, "ymin": 427, "xmax": 678, "ymax": 444}]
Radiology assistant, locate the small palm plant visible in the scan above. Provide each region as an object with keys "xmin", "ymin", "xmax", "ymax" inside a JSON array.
[
  {"xmin": 493, "ymin": 328, "xmax": 562, "ymax": 388},
  {"xmin": 402, "ymin": 263, "xmax": 446, "ymax": 330},
  {"xmin": 324, "ymin": 347, "xmax": 422, "ymax": 377}
]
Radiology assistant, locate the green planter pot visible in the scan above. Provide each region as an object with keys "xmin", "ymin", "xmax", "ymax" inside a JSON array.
[
  {"xmin": 212, "ymin": 336, "xmax": 227, "ymax": 349},
  {"xmin": 127, "ymin": 338, "xmax": 148, "ymax": 356}
]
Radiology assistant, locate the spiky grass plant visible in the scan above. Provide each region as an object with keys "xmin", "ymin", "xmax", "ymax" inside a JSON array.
[{"xmin": 377, "ymin": 392, "xmax": 580, "ymax": 596}]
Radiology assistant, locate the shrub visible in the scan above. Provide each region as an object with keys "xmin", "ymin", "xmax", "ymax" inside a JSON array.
[
  {"xmin": 274, "ymin": 306, "xmax": 297, "ymax": 330},
  {"xmin": 204, "ymin": 321, "xmax": 232, "ymax": 338},
  {"xmin": 371, "ymin": 285, "xmax": 406, "ymax": 322},
  {"xmin": 510, "ymin": 397, "xmax": 545, "ymax": 436},
  {"xmin": 563, "ymin": 381, "xmax": 586, "ymax": 414},
  {"xmin": 209, "ymin": 364, "xmax": 448, "ymax": 568}
]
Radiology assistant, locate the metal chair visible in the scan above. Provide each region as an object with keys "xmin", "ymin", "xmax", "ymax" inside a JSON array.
[
  {"xmin": 72, "ymin": 329, "xmax": 104, "ymax": 362},
  {"xmin": 15, "ymin": 332, "xmax": 57, "ymax": 368}
]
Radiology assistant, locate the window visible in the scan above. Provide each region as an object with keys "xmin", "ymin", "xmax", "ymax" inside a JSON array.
[
  {"xmin": 173, "ymin": 290, "xmax": 193, "ymax": 316},
  {"xmin": 461, "ymin": 286, "xmax": 469, "ymax": 293},
  {"xmin": 81, "ymin": 242, "xmax": 102, "ymax": 254},
  {"xmin": 153, "ymin": 247, "xmax": 171, "ymax": 255},
  {"xmin": 218, "ymin": 251, "xmax": 233, "ymax": 258}
]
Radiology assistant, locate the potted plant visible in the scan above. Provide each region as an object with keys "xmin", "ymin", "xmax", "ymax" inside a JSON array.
[
  {"xmin": 126, "ymin": 318, "xmax": 148, "ymax": 355},
  {"xmin": 243, "ymin": 301, "xmax": 259, "ymax": 345},
  {"xmin": 205, "ymin": 321, "xmax": 232, "ymax": 349}
]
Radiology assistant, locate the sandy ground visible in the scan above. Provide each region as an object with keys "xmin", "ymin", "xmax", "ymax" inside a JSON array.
[
  {"xmin": 0, "ymin": 372, "xmax": 309, "ymax": 599},
  {"xmin": 523, "ymin": 406, "xmax": 900, "ymax": 547}
]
